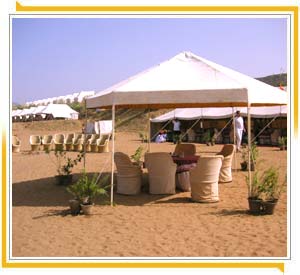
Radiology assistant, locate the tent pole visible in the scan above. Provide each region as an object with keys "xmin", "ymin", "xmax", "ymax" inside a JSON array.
[
  {"xmin": 232, "ymin": 107, "xmax": 237, "ymax": 172},
  {"xmin": 147, "ymin": 108, "xmax": 151, "ymax": 152},
  {"xmin": 247, "ymin": 104, "xmax": 252, "ymax": 196},
  {"xmin": 83, "ymin": 99, "xmax": 87, "ymax": 170},
  {"xmin": 110, "ymin": 104, "xmax": 115, "ymax": 206}
]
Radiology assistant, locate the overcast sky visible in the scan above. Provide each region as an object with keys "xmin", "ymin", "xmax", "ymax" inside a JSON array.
[{"xmin": 12, "ymin": 17, "xmax": 287, "ymax": 104}]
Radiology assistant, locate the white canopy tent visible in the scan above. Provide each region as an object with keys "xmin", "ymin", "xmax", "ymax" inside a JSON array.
[{"xmin": 86, "ymin": 51, "xmax": 287, "ymax": 205}]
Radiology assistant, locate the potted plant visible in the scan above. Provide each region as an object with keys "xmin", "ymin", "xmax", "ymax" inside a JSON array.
[
  {"xmin": 67, "ymin": 171, "xmax": 109, "ymax": 215},
  {"xmin": 278, "ymin": 136, "xmax": 287, "ymax": 150},
  {"xmin": 240, "ymin": 142, "xmax": 259, "ymax": 171},
  {"xmin": 47, "ymin": 149, "xmax": 84, "ymax": 185},
  {"xmin": 247, "ymin": 167, "xmax": 285, "ymax": 215},
  {"xmin": 130, "ymin": 146, "xmax": 144, "ymax": 167}
]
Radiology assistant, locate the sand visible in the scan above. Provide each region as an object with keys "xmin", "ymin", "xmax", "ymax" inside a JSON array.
[{"xmin": 11, "ymin": 122, "xmax": 288, "ymax": 258}]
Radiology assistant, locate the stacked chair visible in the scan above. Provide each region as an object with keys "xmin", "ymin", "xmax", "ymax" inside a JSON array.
[
  {"xmin": 53, "ymin": 134, "xmax": 64, "ymax": 151},
  {"xmin": 41, "ymin": 135, "xmax": 53, "ymax": 151},
  {"xmin": 144, "ymin": 152, "xmax": 177, "ymax": 194},
  {"xmin": 12, "ymin": 136, "xmax": 21, "ymax": 153},
  {"xmin": 30, "ymin": 135, "xmax": 41, "ymax": 151},
  {"xmin": 216, "ymin": 144, "xmax": 235, "ymax": 183},
  {"xmin": 173, "ymin": 143, "xmax": 196, "ymax": 156},
  {"xmin": 190, "ymin": 155, "xmax": 224, "ymax": 203},
  {"xmin": 64, "ymin": 133, "xmax": 74, "ymax": 151},
  {"xmin": 114, "ymin": 152, "xmax": 142, "ymax": 195}
]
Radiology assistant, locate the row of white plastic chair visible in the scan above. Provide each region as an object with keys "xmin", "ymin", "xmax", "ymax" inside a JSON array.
[{"xmin": 28, "ymin": 133, "xmax": 110, "ymax": 153}]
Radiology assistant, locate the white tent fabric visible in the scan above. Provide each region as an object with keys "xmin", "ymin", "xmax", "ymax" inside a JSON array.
[
  {"xmin": 94, "ymin": 121, "xmax": 100, "ymax": 134},
  {"xmin": 99, "ymin": 120, "xmax": 113, "ymax": 135},
  {"xmin": 86, "ymin": 51, "xmax": 287, "ymax": 109},
  {"xmin": 241, "ymin": 106, "xmax": 287, "ymax": 118},
  {"xmin": 31, "ymin": 105, "xmax": 46, "ymax": 115},
  {"xmin": 36, "ymin": 104, "xmax": 79, "ymax": 119},
  {"xmin": 151, "ymin": 106, "xmax": 288, "ymax": 122},
  {"xmin": 94, "ymin": 120, "xmax": 113, "ymax": 135},
  {"xmin": 12, "ymin": 109, "xmax": 23, "ymax": 117},
  {"xmin": 17, "ymin": 107, "xmax": 36, "ymax": 118}
]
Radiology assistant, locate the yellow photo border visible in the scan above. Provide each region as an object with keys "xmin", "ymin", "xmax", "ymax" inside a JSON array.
[{"xmin": 3, "ymin": 2, "xmax": 297, "ymax": 272}]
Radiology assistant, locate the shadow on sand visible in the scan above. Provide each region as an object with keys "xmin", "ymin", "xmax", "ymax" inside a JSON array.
[{"xmin": 12, "ymin": 172, "xmax": 177, "ymax": 207}]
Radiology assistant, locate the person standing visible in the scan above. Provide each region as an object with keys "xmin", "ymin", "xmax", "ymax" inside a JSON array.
[
  {"xmin": 172, "ymin": 118, "xmax": 181, "ymax": 144},
  {"xmin": 234, "ymin": 111, "xmax": 245, "ymax": 152}
]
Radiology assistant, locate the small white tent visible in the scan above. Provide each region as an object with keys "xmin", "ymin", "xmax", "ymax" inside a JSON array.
[{"xmin": 37, "ymin": 104, "xmax": 79, "ymax": 119}]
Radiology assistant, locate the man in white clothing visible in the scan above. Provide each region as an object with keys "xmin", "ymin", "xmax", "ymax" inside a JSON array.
[
  {"xmin": 234, "ymin": 111, "xmax": 245, "ymax": 152},
  {"xmin": 172, "ymin": 118, "xmax": 181, "ymax": 144}
]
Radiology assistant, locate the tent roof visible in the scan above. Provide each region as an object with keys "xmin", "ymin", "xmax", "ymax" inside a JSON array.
[
  {"xmin": 86, "ymin": 51, "xmax": 287, "ymax": 109},
  {"xmin": 151, "ymin": 106, "xmax": 287, "ymax": 122},
  {"xmin": 37, "ymin": 104, "xmax": 78, "ymax": 119}
]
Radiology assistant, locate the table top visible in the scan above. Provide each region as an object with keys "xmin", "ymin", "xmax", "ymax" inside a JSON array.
[{"xmin": 172, "ymin": 155, "xmax": 199, "ymax": 164}]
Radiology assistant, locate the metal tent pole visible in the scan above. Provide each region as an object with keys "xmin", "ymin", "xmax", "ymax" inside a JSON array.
[
  {"xmin": 247, "ymin": 104, "xmax": 252, "ymax": 196},
  {"xmin": 147, "ymin": 108, "xmax": 151, "ymax": 152},
  {"xmin": 110, "ymin": 104, "xmax": 115, "ymax": 206},
  {"xmin": 83, "ymin": 99, "xmax": 87, "ymax": 170},
  {"xmin": 232, "ymin": 107, "xmax": 237, "ymax": 172}
]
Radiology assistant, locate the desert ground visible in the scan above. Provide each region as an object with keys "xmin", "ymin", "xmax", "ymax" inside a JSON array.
[{"xmin": 11, "ymin": 120, "xmax": 287, "ymax": 258}]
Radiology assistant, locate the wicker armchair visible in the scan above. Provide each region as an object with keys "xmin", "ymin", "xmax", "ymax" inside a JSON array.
[
  {"xmin": 89, "ymin": 134, "xmax": 100, "ymax": 152},
  {"xmin": 73, "ymin": 134, "xmax": 84, "ymax": 151},
  {"xmin": 30, "ymin": 135, "xmax": 41, "ymax": 151},
  {"xmin": 53, "ymin": 134, "xmax": 64, "ymax": 151},
  {"xmin": 216, "ymin": 144, "xmax": 235, "ymax": 183},
  {"xmin": 145, "ymin": 152, "xmax": 177, "ymax": 194},
  {"xmin": 12, "ymin": 136, "xmax": 21, "ymax": 153},
  {"xmin": 114, "ymin": 152, "xmax": 142, "ymax": 195},
  {"xmin": 173, "ymin": 143, "xmax": 196, "ymax": 156},
  {"xmin": 190, "ymin": 155, "xmax": 224, "ymax": 203},
  {"xmin": 97, "ymin": 134, "xmax": 110, "ymax": 153},
  {"xmin": 41, "ymin": 135, "xmax": 53, "ymax": 151},
  {"xmin": 64, "ymin": 133, "xmax": 74, "ymax": 151}
]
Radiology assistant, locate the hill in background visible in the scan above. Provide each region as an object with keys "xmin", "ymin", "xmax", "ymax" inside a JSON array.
[{"xmin": 256, "ymin": 73, "xmax": 287, "ymax": 87}]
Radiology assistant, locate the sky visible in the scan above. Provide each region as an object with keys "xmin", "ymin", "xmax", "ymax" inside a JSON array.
[{"xmin": 12, "ymin": 17, "xmax": 287, "ymax": 104}]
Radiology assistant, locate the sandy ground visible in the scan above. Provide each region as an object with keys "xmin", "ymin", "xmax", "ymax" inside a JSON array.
[{"xmin": 11, "ymin": 122, "xmax": 288, "ymax": 258}]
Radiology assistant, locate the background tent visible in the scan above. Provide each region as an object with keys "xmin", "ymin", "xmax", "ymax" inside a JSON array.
[
  {"xmin": 37, "ymin": 104, "xmax": 79, "ymax": 119},
  {"xmin": 151, "ymin": 106, "xmax": 288, "ymax": 122}
]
